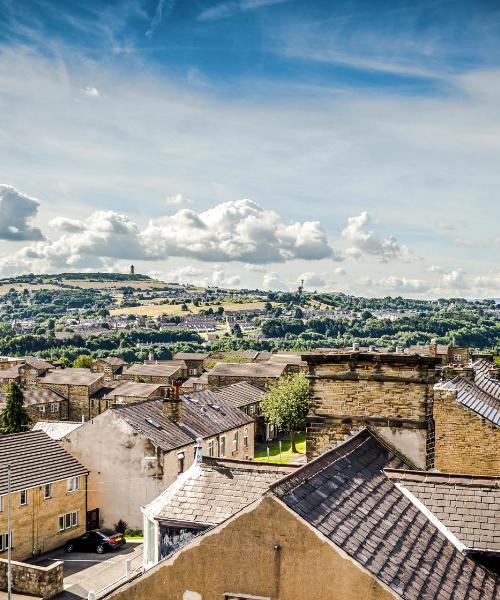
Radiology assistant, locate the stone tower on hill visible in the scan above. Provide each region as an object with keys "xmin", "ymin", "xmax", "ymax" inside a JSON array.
[{"xmin": 130, "ymin": 264, "xmax": 135, "ymax": 275}]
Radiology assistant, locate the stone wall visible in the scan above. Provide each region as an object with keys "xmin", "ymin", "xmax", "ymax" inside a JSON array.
[
  {"xmin": 303, "ymin": 353, "xmax": 438, "ymax": 462},
  {"xmin": 0, "ymin": 558, "xmax": 63, "ymax": 599},
  {"xmin": 0, "ymin": 478, "xmax": 86, "ymax": 561},
  {"xmin": 433, "ymin": 389, "xmax": 500, "ymax": 476},
  {"xmin": 108, "ymin": 496, "xmax": 395, "ymax": 600}
]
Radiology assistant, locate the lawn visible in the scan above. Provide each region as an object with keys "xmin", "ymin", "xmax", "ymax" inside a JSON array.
[
  {"xmin": 111, "ymin": 300, "xmax": 266, "ymax": 317},
  {"xmin": 254, "ymin": 432, "xmax": 306, "ymax": 464}
]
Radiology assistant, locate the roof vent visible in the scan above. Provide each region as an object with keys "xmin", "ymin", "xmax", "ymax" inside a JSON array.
[
  {"xmin": 145, "ymin": 417, "xmax": 162, "ymax": 430},
  {"xmin": 212, "ymin": 404, "xmax": 220, "ymax": 411}
]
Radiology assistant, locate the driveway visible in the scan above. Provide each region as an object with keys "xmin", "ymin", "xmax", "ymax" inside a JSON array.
[{"xmin": 30, "ymin": 541, "xmax": 143, "ymax": 599}]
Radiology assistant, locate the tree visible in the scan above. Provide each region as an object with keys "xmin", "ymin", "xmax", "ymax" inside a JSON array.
[
  {"xmin": 261, "ymin": 372, "xmax": 309, "ymax": 453},
  {"xmin": 0, "ymin": 382, "xmax": 30, "ymax": 434},
  {"xmin": 232, "ymin": 323, "xmax": 243, "ymax": 338},
  {"xmin": 73, "ymin": 354, "xmax": 93, "ymax": 368}
]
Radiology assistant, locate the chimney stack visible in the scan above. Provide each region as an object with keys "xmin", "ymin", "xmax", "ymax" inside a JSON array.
[
  {"xmin": 148, "ymin": 350, "xmax": 155, "ymax": 362},
  {"xmin": 429, "ymin": 338, "xmax": 438, "ymax": 357},
  {"xmin": 195, "ymin": 437, "xmax": 203, "ymax": 465},
  {"xmin": 163, "ymin": 380, "xmax": 183, "ymax": 422}
]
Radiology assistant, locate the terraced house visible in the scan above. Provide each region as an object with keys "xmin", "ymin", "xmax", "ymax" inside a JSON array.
[{"xmin": 0, "ymin": 430, "xmax": 88, "ymax": 561}]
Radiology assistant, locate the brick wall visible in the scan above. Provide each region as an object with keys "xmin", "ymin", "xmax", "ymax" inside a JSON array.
[
  {"xmin": 0, "ymin": 478, "xmax": 87, "ymax": 561},
  {"xmin": 0, "ymin": 557, "xmax": 63, "ymax": 599},
  {"xmin": 433, "ymin": 389, "xmax": 500, "ymax": 476}
]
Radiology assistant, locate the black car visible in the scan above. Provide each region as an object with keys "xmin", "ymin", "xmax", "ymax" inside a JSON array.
[{"xmin": 65, "ymin": 529, "xmax": 126, "ymax": 554}]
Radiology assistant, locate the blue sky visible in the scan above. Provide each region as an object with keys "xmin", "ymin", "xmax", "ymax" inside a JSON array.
[{"xmin": 0, "ymin": 0, "xmax": 499, "ymax": 296}]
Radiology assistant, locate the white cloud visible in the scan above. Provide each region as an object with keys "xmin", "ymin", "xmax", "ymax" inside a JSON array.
[
  {"xmin": 166, "ymin": 193, "xmax": 192, "ymax": 206},
  {"xmin": 334, "ymin": 267, "xmax": 346, "ymax": 276},
  {"xmin": 49, "ymin": 216, "xmax": 86, "ymax": 233},
  {"xmin": 141, "ymin": 199, "xmax": 333, "ymax": 264},
  {"xmin": 164, "ymin": 265, "xmax": 203, "ymax": 283},
  {"xmin": 342, "ymin": 211, "xmax": 416, "ymax": 263},
  {"xmin": 262, "ymin": 271, "xmax": 288, "ymax": 291},
  {"xmin": 441, "ymin": 268, "xmax": 467, "ymax": 289},
  {"xmin": 0, "ymin": 185, "xmax": 44, "ymax": 241},
  {"xmin": 362, "ymin": 276, "xmax": 430, "ymax": 293},
  {"xmin": 299, "ymin": 272, "xmax": 326, "ymax": 289}
]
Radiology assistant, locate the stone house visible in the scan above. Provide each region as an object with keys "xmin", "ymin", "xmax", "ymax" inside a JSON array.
[
  {"xmin": 91, "ymin": 380, "xmax": 167, "ymax": 413},
  {"xmin": 142, "ymin": 446, "xmax": 295, "ymax": 568},
  {"xmin": 121, "ymin": 362, "xmax": 187, "ymax": 384},
  {"xmin": 17, "ymin": 357, "xmax": 54, "ymax": 387},
  {"xmin": 206, "ymin": 362, "xmax": 289, "ymax": 390},
  {"xmin": 91, "ymin": 356, "xmax": 128, "ymax": 381},
  {"xmin": 172, "ymin": 353, "xmax": 209, "ymax": 377},
  {"xmin": 0, "ymin": 430, "xmax": 88, "ymax": 561},
  {"xmin": 408, "ymin": 341, "xmax": 470, "ymax": 366},
  {"xmin": 37, "ymin": 368, "xmax": 105, "ymax": 421},
  {"xmin": 0, "ymin": 367, "xmax": 21, "ymax": 385},
  {"xmin": 0, "ymin": 388, "xmax": 66, "ymax": 424},
  {"xmin": 108, "ymin": 429, "xmax": 499, "ymax": 600},
  {"xmin": 61, "ymin": 386, "xmax": 255, "ymax": 529},
  {"xmin": 433, "ymin": 377, "xmax": 499, "ymax": 475}
]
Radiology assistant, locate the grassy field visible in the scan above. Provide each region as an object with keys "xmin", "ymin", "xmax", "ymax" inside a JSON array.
[
  {"xmin": 111, "ymin": 300, "xmax": 266, "ymax": 317},
  {"xmin": 254, "ymin": 432, "xmax": 306, "ymax": 464},
  {"xmin": 0, "ymin": 278, "xmax": 174, "ymax": 296}
]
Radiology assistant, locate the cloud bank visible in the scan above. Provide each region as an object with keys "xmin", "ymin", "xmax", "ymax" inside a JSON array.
[{"xmin": 0, "ymin": 185, "xmax": 44, "ymax": 241}]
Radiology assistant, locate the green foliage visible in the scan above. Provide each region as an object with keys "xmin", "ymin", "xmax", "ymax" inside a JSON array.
[
  {"xmin": 261, "ymin": 372, "xmax": 310, "ymax": 451},
  {"xmin": 0, "ymin": 382, "xmax": 30, "ymax": 434},
  {"xmin": 73, "ymin": 354, "xmax": 93, "ymax": 368}
]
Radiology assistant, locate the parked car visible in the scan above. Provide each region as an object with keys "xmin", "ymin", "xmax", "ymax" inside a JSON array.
[{"xmin": 65, "ymin": 529, "xmax": 126, "ymax": 554}]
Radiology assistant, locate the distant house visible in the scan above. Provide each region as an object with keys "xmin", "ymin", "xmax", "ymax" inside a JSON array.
[
  {"xmin": 92, "ymin": 380, "xmax": 167, "ymax": 409},
  {"xmin": 121, "ymin": 362, "xmax": 187, "ymax": 384},
  {"xmin": 0, "ymin": 430, "xmax": 88, "ymax": 561},
  {"xmin": 18, "ymin": 357, "xmax": 54, "ymax": 387},
  {"xmin": 172, "ymin": 352, "xmax": 209, "ymax": 376},
  {"xmin": 206, "ymin": 362, "xmax": 289, "ymax": 390},
  {"xmin": 142, "ymin": 447, "xmax": 295, "ymax": 568},
  {"xmin": 108, "ymin": 430, "xmax": 500, "ymax": 600},
  {"xmin": 0, "ymin": 366, "xmax": 21, "ymax": 385},
  {"xmin": 37, "ymin": 368, "xmax": 105, "ymax": 421},
  {"xmin": 0, "ymin": 387, "xmax": 66, "ymax": 423},
  {"xmin": 91, "ymin": 356, "xmax": 128, "ymax": 381},
  {"xmin": 61, "ymin": 386, "xmax": 255, "ymax": 528}
]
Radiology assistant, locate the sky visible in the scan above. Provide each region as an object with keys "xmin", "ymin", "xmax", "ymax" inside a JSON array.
[{"xmin": 0, "ymin": 0, "xmax": 499, "ymax": 298}]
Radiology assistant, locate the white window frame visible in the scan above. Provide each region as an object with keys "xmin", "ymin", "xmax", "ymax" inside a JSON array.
[
  {"xmin": 50, "ymin": 402, "xmax": 58, "ymax": 413},
  {"xmin": 208, "ymin": 440, "xmax": 214, "ymax": 457},
  {"xmin": 44, "ymin": 483, "xmax": 52, "ymax": 499},
  {"xmin": 232, "ymin": 431, "xmax": 239, "ymax": 453},
  {"xmin": 38, "ymin": 404, "xmax": 46, "ymax": 413},
  {"xmin": 0, "ymin": 532, "xmax": 13, "ymax": 553},
  {"xmin": 20, "ymin": 489, "xmax": 27, "ymax": 506},
  {"xmin": 59, "ymin": 511, "xmax": 79, "ymax": 531},
  {"xmin": 220, "ymin": 435, "xmax": 226, "ymax": 457},
  {"xmin": 67, "ymin": 476, "xmax": 80, "ymax": 493},
  {"xmin": 243, "ymin": 427, "xmax": 249, "ymax": 448}
]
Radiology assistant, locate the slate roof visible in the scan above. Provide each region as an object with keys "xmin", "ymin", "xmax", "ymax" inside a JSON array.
[
  {"xmin": 211, "ymin": 381, "xmax": 266, "ymax": 408},
  {"xmin": 475, "ymin": 373, "xmax": 500, "ymax": 400},
  {"xmin": 21, "ymin": 356, "xmax": 54, "ymax": 371},
  {"xmin": 39, "ymin": 368, "xmax": 103, "ymax": 386},
  {"xmin": 0, "ymin": 366, "xmax": 21, "ymax": 380},
  {"xmin": 435, "ymin": 377, "xmax": 500, "ymax": 426},
  {"xmin": 208, "ymin": 362, "xmax": 287, "ymax": 378},
  {"xmin": 33, "ymin": 420, "xmax": 83, "ymax": 440},
  {"xmin": 100, "ymin": 356, "xmax": 128, "ymax": 366},
  {"xmin": 384, "ymin": 469, "xmax": 500, "ymax": 552},
  {"xmin": 122, "ymin": 363, "xmax": 183, "ymax": 378},
  {"xmin": 100, "ymin": 381, "xmax": 164, "ymax": 400},
  {"xmin": 0, "ymin": 430, "xmax": 88, "ymax": 495},
  {"xmin": 173, "ymin": 352, "xmax": 209, "ymax": 361},
  {"xmin": 272, "ymin": 429, "xmax": 499, "ymax": 600},
  {"xmin": 472, "ymin": 358, "xmax": 495, "ymax": 376},
  {"xmin": 110, "ymin": 387, "xmax": 253, "ymax": 451},
  {"xmin": 146, "ymin": 457, "xmax": 295, "ymax": 526},
  {"xmin": 0, "ymin": 387, "xmax": 67, "ymax": 406}
]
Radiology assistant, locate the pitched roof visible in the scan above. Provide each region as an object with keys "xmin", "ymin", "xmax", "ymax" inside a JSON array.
[
  {"xmin": 147, "ymin": 457, "xmax": 295, "ymax": 526},
  {"xmin": 0, "ymin": 430, "xmax": 88, "ymax": 494},
  {"xmin": 211, "ymin": 381, "xmax": 266, "ymax": 408},
  {"xmin": 99, "ymin": 381, "xmax": 164, "ymax": 400},
  {"xmin": 435, "ymin": 377, "xmax": 500, "ymax": 426},
  {"xmin": 173, "ymin": 352, "xmax": 209, "ymax": 361},
  {"xmin": 110, "ymin": 387, "xmax": 254, "ymax": 452},
  {"xmin": 99, "ymin": 356, "xmax": 128, "ymax": 366},
  {"xmin": 21, "ymin": 356, "xmax": 54, "ymax": 370},
  {"xmin": 33, "ymin": 420, "xmax": 83, "ymax": 440},
  {"xmin": 208, "ymin": 362, "xmax": 287, "ymax": 378},
  {"xmin": 39, "ymin": 368, "xmax": 103, "ymax": 386},
  {"xmin": 384, "ymin": 469, "xmax": 500, "ymax": 553},
  {"xmin": 0, "ymin": 367, "xmax": 21, "ymax": 380},
  {"xmin": 272, "ymin": 429, "xmax": 499, "ymax": 600},
  {"xmin": 0, "ymin": 387, "xmax": 67, "ymax": 406},
  {"xmin": 122, "ymin": 363, "xmax": 183, "ymax": 378},
  {"xmin": 472, "ymin": 358, "xmax": 495, "ymax": 376},
  {"xmin": 474, "ymin": 373, "xmax": 500, "ymax": 400}
]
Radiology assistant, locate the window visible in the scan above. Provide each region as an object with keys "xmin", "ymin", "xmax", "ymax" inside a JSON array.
[
  {"xmin": 177, "ymin": 452, "xmax": 185, "ymax": 475},
  {"xmin": 38, "ymin": 405, "xmax": 46, "ymax": 414},
  {"xmin": 243, "ymin": 427, "xmax": 248, "ymax": 448},
  {"xmin": 67, "ymin": 477, "xmax": 80, "ymax": 492},
  {"xmin": 50, "ymin": 403, "xmax": 58, "ymax": 413},
  {"xmin": 0, "ymin": 495, "xmax": 3, "ymax": 512},
  {"xmin": 232, "ymin": 431, "xmax": 239, "ymax": 453},
  {"xmin": 20, "ymin": 489, "xmax": 27, "ymax": 506},
  {"xmin": 454, "ymin": 354, "xmax": 462, "ymax": 362},
  {"xmin": 248, "ymin": 404, "xmax": 255, "ymax": 416},
  {"xmin": 44, "ymin": 483, "xmax": 52, "ymax": 499},
  {"xmin": 59, "ymin": 511, "xmax": 78, "ymax": 531},
  {"xmin": 208, "ymin": 440, "xmax": 214, "ymax": 457},
  {"xmin": 220, "ymin": 436, "xmax": 226, "ymax": 457},
  {"xmin": 0, "ymin": 532, "xmax": 13, "ymax": 553}
]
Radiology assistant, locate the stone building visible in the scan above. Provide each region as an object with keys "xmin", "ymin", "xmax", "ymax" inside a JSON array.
[
  {"xmin": 0, "ymin": 430, "xmax": 88, "ymax": 561},
  {"xmin": 37, "ymin": 368, "xmax": 105, "ymax": 421},
  {"xmin": 0, "ymin": 388, "xmax": 66, "ymax": 424},
  {"xmin": 121, "ymin": 362, "xmax": 187, "ymax": 384},
  {"xmin": 107, "ymin": 430, "xmax": 499, "ymax": 600},
  {"xmin": 17, "ymin": 357, "xmax": 54, "ymax": 387},
  {"xmin": 172, "ymin": 353, "xmax": 209, "ymax": 376},
  {"xmin": 91, "ymin": 356, "xmax": 128, "ymax": 381},
  {"xmin": 302, "ymin": 350, "xmax": 439, "ymax": 467},
  {"xmin": 433, "ymin": 377, "xmax": 499, "ymax": 475},
  {"xmin": 206, "ymin": 362, "xmax": 289, "ymax": 390},
  {"xmin": 61, "ymin": 386, "xmax": 255, "ymax": 529},
  {"xmin": 91, "ymin": 380, "xmax": 167, "ymax": 413},
  {"xmin": 142, "ymin": 448, "xmax": 295, "ymax": 568}
]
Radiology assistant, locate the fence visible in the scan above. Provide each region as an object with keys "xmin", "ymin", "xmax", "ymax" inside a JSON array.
[{"xmin": 87, "ymin": 549, "xmax": 143, "ymax": 599}]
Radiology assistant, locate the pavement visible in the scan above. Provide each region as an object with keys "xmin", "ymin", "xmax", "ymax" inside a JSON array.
[{"xmin": 29, "ymin": 541, "xmax": 143, "ymax": 599}]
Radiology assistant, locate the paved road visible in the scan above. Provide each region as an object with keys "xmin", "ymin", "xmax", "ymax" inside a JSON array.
[{"xmin": 30, "ymin": 541, "xmax": 143, "ymax": 599}]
